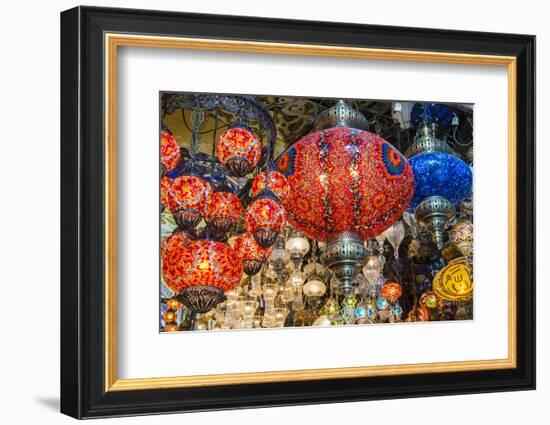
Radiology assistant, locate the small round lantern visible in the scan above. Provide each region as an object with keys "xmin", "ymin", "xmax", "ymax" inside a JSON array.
[
  {"xmin": 244, "ymin": 196, "xmax": 286, "ymax": 248},
  {"xmin": 233, "ymin": 232, "xmax": 272, "ymax": 276},
  {"xmin": 160, "ymin": 130, "xmax": 181, "ymax": 177},
  {"xmin": 162, "ymin": 239, "xmax": 243, "ymax": 313},
  {"xmin": 205, "ymin": 189, "xmax": 243, "ymax": 235},
  {"xmin": 251, "ymin": 169, "xmax": 290, "ymax": 201},
  {"xmin": 167, "ymin": 175, "xmax": 212, "ymax": 230},
  {"xmin": 380, "ymin": 282, "xmax": 403, "ymax": 304},
  {"xmin": 216, "ymin": 127, "xmax": 262, "ymax": 177},
  {"xmin": 449, "ymin": 218, "xmax": 474, "ymax": 258}
]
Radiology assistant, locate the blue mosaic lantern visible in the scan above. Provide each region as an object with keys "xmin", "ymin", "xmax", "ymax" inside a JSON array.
[
  {"xmin": 406, "ymin": 105, "xmax": 472, "ymax": 249},
  {"xmin": 409, "ymin": 152, "xmax": 473, "ymax": 209}
]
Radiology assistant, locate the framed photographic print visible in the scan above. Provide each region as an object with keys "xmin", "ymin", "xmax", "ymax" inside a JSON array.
[{"xmin": 60, "ymin": 6, "xmax": 536, "ymax": 419}]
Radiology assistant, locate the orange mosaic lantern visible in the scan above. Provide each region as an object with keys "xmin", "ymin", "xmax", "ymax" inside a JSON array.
[
  {"xmin": 251, "ymin": 169, "xmax": 290, "ymax": 201},
  {"xmin": 216, "ymin": 127, "xmax": 262, "ymax": 177},
  {"xmin": 162, "ymin": 239, "xmax": 243, "ymax": 313},
  {"xmin": 233, "ymin": 232, "xmax": 272, "ymax": 276},
  {"xmin": 244, "ymin": 197, "xmax": 286, "ymax": 248},
  {"xmin": 160, "ymin": 176, "xmax": 172, "ymax": 212},
  {"xmin": 160, "ymin": 130, "xmax": 181, "ymax": 176},
  {"xmin": 205, "ymin": 190, "xmax": 243, "ymax": 234},
  {"xmin": 166, "ymin": 175, "xmax": 212, "ymax": 230},
  {"xmin": 380, "ymin": 282, "xmax": 403, "ymax": 304}
]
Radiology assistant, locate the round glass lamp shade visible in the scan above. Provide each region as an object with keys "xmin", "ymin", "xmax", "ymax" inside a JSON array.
[
  {"xmin": 449, "ymin": 218, "xmax": 474, "ymax": 257},
  {"xmin": 285, "ymin": 232, "xmax": 310, "ymax": 258},
  {"xmin": 233, "ymin": 232, "xmax": 272, "ymax": 276},
  {"xmin": 161, "ymin": 239, "xmax": 243, "ymax": 294},
  {"xmin": 216, "ymin": 127, "xmax": 262, "ymax": 177},
  {"xmin": 205, "ymin": 190, "xmax": 243, "ymax": 233},
  {"xmin": 166, "ymin": 175, "xmax": 212, "ymax": 230},
  {"xmin": 380, "ymin": 282, "xmax": 403, "ymax": 303},
  {"xmin": 303, "ymin": 278, "xmax": 327, "ymax": 297},
  {"xmin": 160, "ymin": 130, "xmax": 181, "ymax": 175},
  {"xmin": 251, "ymin": 169, "xmax": 290, "ymax": 201},
  {"xmin": 277, "ymin": 127, "xmax": 414, "ymax": 242},
  {"xmin": 244, "ymin": 198, "xmax": 287, "ymax": 248},
  {"xmin": 408, "ymin": 152, "xmax": 472, "ymax": 209}
]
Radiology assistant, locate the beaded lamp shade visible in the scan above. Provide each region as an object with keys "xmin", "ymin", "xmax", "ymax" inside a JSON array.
[
  {"xmin": 244, "ymin": 197, "xmax": 287, "ymax": 248},
  {"xmin": 160, "ymin": 130, "xmax": 181, "ymax": 176},
  {"xmin": 205, "ymin": 190, "xmax": 243, "ymax": 234},
  {"xmin": 250, "ymin": 169, "xmax": 290, "ymax": 201},
  {"xmin": 166, "ymin": 175, "xmax": 212, "ymax": 230},
  {"xmin": 216, "ymin": 127, "xmax": 262, "ymax": 177},
  {"xmin": 160, "ymin": 176, "xmax": 172, "ymax": 211},
  {"xmin": 233, "ymin": 232, "xmax": 272, "ymax": 276},
  {"xmin": 380, "ymin": 282, "xmax": 403, "ymax": 303},
  {"xmin": 408, "ymin": 151, "xmax": 472, "ymax": 209},
  {"xmin": 277, "ymin": 126, "xmax": 414, "ymax": 242}
]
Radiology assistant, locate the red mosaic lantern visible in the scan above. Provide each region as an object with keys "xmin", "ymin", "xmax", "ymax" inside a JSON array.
[
  {"xmin": 162, "ymin": 239, "xmax": 243, "ymax": 313},
  {"xmin": 251, "ymin": 169, "xmax": 290, "ymax": 201},
  {"xmin": 166, "ymin": 175, "xmax": 212, "ymax": 230},
  {"xmin": 244, "ymin": 197, "xmax": 286, "ymax": 248},
  {"xmin": 160, "ymin": 130, "xmax": 181, "ymax": 176},
  {"xmin": 205, "ymin": 190, "xmax": 243, "ymax": 234},
  {"xmin": 277, "ymin": 126, "xmax": 414, "ymax": 242},
  {"xmin": 216, "ymin": 127, "xmax": 262, "ymax": 177},
  {"xmin": 160, "ymin": 176, "xmax": 172, "ymax": 212},
  {"xmin": 380, "ymin": 282, "xmax": 403, "ymax": 304},
  {"xmin": 233, "ymin": 232, "xmax": 272, "ymax": 276}
]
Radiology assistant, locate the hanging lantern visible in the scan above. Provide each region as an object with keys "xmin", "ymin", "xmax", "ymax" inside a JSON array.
[
  {"xmin": 420, "ymin": 291, "xmax": 439, "ymax": 309},
  {"xmin": 251, "ymin": 169, "xmax": 290, "ymax": 201},
  {"xmin": 449, "ymin": 218, "xmax": 474, "ymax": 258},
  {"xmin": 167, "ymin": 175, "xmax": 212, "ymax": 230},
  {"xmin": 382, "ymin": 220, "xmax": 405, "ymax": 259},
  {"xmin": 303, "ymin": 276, "xmax": 326, "ymax": 297},
  {"xmin": 162, "ymin": 239, "xmax": 243, "ymax": 313},
  {"xmin": 244, "ymin": 196, "xmax": 286, "ymax": 248},
  {"xmin": 205, "ymin": 189, "xmax": 243, "ymax": 235},
  {"xmin": 233, "ymin": 232, "xmax": 272, "ymax": 276},
  {"xmin": 408, "ymin": 151, "xmax": 472, "ymax": 209},
  {"xmin": 362, "ymin": 255, "xmax": 382, "ymax": 285},
  {"xmin": 277, "ymin": 101, "xmax": 414, "ymax": 295},
  {"xmin": 415, "ymin": 196, "xmax": 455, "ymax": 249},
  {"xmin": 216, "ymin": 127, "xmax": 262, "ymax": 177},
  {"xmin": 160, "ymin": 130, "xmax": 181, "ymax": 177},
  {"xmin": 380, "ymin": 282, "xmax": 403, "ymax": 304},
  {"xmin": 277, "ymin": 111, "xmax": 414, "ymax": 243},
  {"xmin": 285, "ymin": 229, "xmax": 310, "ymax": 268}
]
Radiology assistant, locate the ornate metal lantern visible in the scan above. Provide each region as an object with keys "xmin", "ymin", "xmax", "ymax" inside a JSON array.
[
  {"xmin": 166, "ymin": 175, "xmax": 212, "ymax": 230},
  {"xmin": 205, "ymin": 189, "xmax": 242, "ymax": 235},
  {"xmin": 244, "ymin": 195, "xmax": 287, "ymax": 248},
  {"xmin": 278, "ymin": 100, "xmax": 414, "ymax": 294},
  {"xmin": 216, "ymin": 127, "xmax": 262, "ymax": 177},
  {"xmin": 162, "ymin": 238, "xmax": 243, "ymax": 313},
  {"xmin": 233, "ymin": 232, "xmax": 272, "ymax": 276},
  {"xmin": 414, "ymin": 196, "xmax": 455, "ymax": 249}
]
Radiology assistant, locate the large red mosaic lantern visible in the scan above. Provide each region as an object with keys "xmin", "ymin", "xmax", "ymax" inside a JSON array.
[
  {"xmin": 233, "ymin": 232, "xmax": 272, "ymax": 276},
  {"xmin": 160, "ymin": 130, "xmax": 181, "ymax": 176},
  {"xmin": 250, "ymin": 169, "xmax": 290, "ymax": 201},
  {"xmin": 216, "ymin": 127, "xmax": 262, "ymax": 177},
  {"xmin": 244, "ymin": 197, "xmax": 286, "ymax": 249},
  {"xmin": 278, "ymin": 100, "xmax": 415, "ymax": 295},
  {"xmin": 205, "ymin": 190, "xmax": 243, "ymax": 234},
  {"xmin": 160, "ymin": 176, "xmax": 172, "ymax": 212},
  {"xmin": 277, "ymin": 126, "xmax": 414, "ymax": 242},
  {"xmin": 166, "ymin": 175, "xmax": 212, "ymax": 230},
  {"xmin": 162, "ymin": 237, "xmax": 243, "ymax": 313}
]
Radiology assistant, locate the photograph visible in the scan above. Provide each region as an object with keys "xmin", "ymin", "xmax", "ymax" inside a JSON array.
[{"xmin": 159, "ymin": 94, "xmax": 474, "ymax": 332}]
